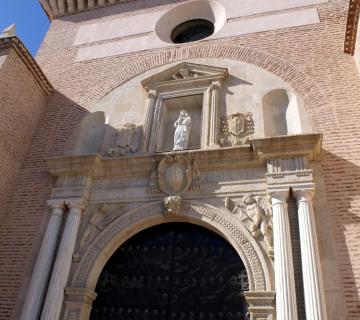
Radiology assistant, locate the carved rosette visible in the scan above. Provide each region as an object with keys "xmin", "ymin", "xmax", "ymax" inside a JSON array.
[{"xmin": 220, "ymin": 112, "xmax": 254, "ymax": 146}]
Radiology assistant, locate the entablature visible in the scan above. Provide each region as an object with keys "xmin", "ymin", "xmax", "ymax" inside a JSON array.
[{"xmin": 46, "ymin": 133, "xmax": 322, "ymax": 179}]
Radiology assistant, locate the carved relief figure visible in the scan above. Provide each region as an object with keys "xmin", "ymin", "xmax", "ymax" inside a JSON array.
[
  {"xmin": 225, "ymin": 195, "xmax": 273, "ymax": 256},
  {"xmin": 163, "ymin": 196, "xmax": 182, "ymax": 215},
  {"xmin": 173, "ymin": 110, "xmax": 192, "ymax": 151},
  {"xmin": 172, "ymin": 68, "xmax": 197, "ymax": 80},
  {"xmin": 220, "ymin": 113, "xmax": 254, "ymax": 146},
  {"xmin": 107, "ymin": 123, "xmax": 142, "ymax": 157}
]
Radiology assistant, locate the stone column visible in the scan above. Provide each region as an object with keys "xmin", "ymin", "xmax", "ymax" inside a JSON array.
[
  {"xmin": 19, "ymin": 203, "xmax": 65, "ymax": 320},
  {"xmin": 40, "ymin": 202, "xmax": 86, "ymax": 320},
  {"xmin": 270, "ymin": 190, "xmax": 298, "ymax": 320},
  {"xmin": 142, "ymin": 89, "xmax": 157, "ymax": 152},
  {"xmin": 209, "ymin": 81, "xmax": 221, "ymax": 148},
  {"xmin": 294, "ymin": 189, "xmax": 327, "ymax": 320}
]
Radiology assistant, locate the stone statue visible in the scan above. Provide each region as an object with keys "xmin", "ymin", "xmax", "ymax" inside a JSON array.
[{"xmin": 173, "ymin": 110, "xmax": 191, "ymax": 151}]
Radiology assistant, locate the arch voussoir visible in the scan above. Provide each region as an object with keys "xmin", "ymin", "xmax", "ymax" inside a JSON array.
[{"xmin": 71, "ymin": 200, "xmax": 272, "ymax": 293}]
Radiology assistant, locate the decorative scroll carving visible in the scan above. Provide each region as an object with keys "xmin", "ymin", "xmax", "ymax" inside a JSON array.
[
  {"xmin": 154, "ymin": 155, "xmax": 201, "ymax": 195},
  {"xmin": 220, "ymin": 112, "xmax": 254, "ymax": 146},
  {"xmin": 225, "ymin": 195, "xmax": 273, "ymax": 257},
  {"xmin": 163, "ymin": 196, "xmax": 182, "ymax": 215},
  {"xmin": 107, "ymin": 123, "xmax": 142, "ymax": 157},
  {"xmin": 172, "ymin": 68, "xmax": 197, "ymax": 80}
]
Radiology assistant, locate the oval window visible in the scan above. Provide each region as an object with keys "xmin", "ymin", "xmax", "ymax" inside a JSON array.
[{"xmin": 171, "ymin": 19, "xmax": 215, "ymax": 43}]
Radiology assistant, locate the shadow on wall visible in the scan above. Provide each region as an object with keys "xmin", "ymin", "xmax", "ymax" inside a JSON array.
[
  {"xmin": 263, "ymin": 89, "xmax": 313, "ymax": 137},
  {"xmin": 320, "ymin": 149, "xmax": 360, "ymax": 319}
]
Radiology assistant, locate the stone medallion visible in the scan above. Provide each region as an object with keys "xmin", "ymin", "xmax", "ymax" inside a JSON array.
[{"xmin": 158, "ymin": 155, "xmax": 192, "ymax": 195}]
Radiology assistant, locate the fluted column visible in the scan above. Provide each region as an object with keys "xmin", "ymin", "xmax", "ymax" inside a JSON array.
[
  {"xmin": 40, "ymin": 202, "xmax": 86, "ymax": 320},
  {"xmin": 271, "ymin": 190, "xmax": 298, "ymax": 320},
  {"xmin": 294, "ymin": 189, "xmax": 327, "ymax": 320},
  {"xmin": 209, "ymin": 81, "xmax": 221, "ymax": 148},
  {"xmin": 142, "ymin": 89, "xmax": 157, "ymax": 153},
  {"xmin": 20, "ymin": 203, "xmax": 65, "ymax": 320}
]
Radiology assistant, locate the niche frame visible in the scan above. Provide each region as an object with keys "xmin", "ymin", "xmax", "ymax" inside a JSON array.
[{"xmin": 141, "ymin": 62, "xmax": 228, "ymax": 153}]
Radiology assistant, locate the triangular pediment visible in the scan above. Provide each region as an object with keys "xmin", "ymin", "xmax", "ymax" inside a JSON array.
[{"xmin": 141, "ymin": 62, "xmax": 228, "ymax": 90}]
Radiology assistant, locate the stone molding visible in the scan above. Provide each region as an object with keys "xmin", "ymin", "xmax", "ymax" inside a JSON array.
[
  {"xmin": 0, "ymin": 35, "xmax": 53, "ymax": 95},
  {"xmin": 245, "ymin": 291, "xmax": 276, "ymax": 320},
  {"xmin": 69, "ymin": 200, "xmax": 272, "ymax": 293},
  {"xmin": 39, "ymin": 0, "xmax": 137, "ymax": 19},
  {"xmin": 344, "ymin": 0, "xmax": 360, "ymax": 55},
  {"xmin": 45, "ymin": 134, "xmax": 322, "ymax": 180}
]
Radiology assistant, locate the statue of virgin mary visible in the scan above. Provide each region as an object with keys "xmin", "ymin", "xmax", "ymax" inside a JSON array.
[{"xmin": 173, "ymin": 110, "xmax": 191, "ymax": 151}]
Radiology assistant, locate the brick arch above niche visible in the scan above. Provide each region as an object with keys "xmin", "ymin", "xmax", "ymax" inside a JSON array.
[{"xmin": 81, "ymin": 43, "xmax": 327, "ymax": 124}]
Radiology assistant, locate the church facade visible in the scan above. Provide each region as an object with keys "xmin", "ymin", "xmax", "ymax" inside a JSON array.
[{"xmin": 0, "ymin": 0, "xmax": 360, "ymax": 319}]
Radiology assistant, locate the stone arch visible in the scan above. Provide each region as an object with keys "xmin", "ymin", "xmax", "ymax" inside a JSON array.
[
  {"xmin": 80, "ymin": 43, "xmax": 326, "ymax": 125},
  {"xmin": 71, "ymin": 200, "xmax": 272, "ymax": 293}
]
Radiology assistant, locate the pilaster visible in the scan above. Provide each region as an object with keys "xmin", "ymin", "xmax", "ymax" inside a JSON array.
[
  {"xmin": 208, "ymin": 81, "xmax": 221, "ymax": 148},
  {"xmin": 142, "ymin": 89, "xmax": 157, "ymax": 152}
]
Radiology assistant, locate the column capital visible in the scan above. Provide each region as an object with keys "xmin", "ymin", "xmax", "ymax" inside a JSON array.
[
  {"xmin": 268, "ymin": 189, "xmax": 289, "ymax": 205},
  {"xmin": 46, "ymin": 200, "xmax": 66, "ymax": 210},
  {"xmin": 146, "ymin": 89, "xmax": 157, "ymax": 98},
  {"xmin": 65, "ymin": 199, "xmax": 88, "ymax": 212},
  {"xmin": 293, "ymin": 188, "xmax": 315, "ymax": 203},
  {"xmin": 210, "ymin": 81, "xmax": 222, "ymax": 90}
]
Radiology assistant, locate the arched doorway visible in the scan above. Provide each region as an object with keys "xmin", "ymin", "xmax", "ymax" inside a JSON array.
[{"xmin": 90, "ymin": 223, "xmax": 249, "ymax": 320}]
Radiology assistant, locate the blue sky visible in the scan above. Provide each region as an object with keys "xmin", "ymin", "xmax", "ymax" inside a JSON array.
[{"xmin": 0, "ymin": 0, "xmax": 50, "ymax": 56}]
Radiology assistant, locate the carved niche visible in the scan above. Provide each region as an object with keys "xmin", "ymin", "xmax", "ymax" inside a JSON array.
[
  {"xmin": 148, "ymin": 155, "xmax": 201, "ymax": 214},
  {"xmin": 107, "ymin": 123, "xmax": 143, "ymax": 157},
  {"xmin": 141, "ymin": 62, "xmax": 229, "ymax": 153},
  {"xmin": 225, "ymin": 194, "xmax": 273, "ymax": 258},
  {"xmin": 220, "ymin": 112, "xmax": 254, "ymax": 146}
]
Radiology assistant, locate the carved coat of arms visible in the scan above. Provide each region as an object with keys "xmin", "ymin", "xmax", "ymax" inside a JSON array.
[
  {"xmin": 220, "ymin": 113, "xmax": 254, "ymax": 146},
  {"xmin": 107, "ymin": 123, "xmax": 142, "ymax": 157},
  {"xmin": 148, "ymin": 155, "xmax": 201, "ymax": 214}
]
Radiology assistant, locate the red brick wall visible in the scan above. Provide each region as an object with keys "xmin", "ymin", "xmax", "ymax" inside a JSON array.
[
  {"xmin": 2, "ymin": 0, "xmax": 360, "ymax": 319},
  {"xmin": 0, "ymin": 46, "xmax": 48, "ymax": 318}
]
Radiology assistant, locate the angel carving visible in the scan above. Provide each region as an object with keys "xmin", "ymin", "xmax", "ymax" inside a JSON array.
[{"xmin": 225, "ymin": 194, "xmax": 273, "ymax": 256}]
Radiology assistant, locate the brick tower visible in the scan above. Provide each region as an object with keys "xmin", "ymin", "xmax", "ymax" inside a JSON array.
[{"xmin": 0, "ymin": 1, "xmax": 360, "ymax": 319}]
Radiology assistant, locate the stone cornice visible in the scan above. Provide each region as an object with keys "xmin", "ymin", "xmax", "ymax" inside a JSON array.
[
  {"xmin": 251, "ymin": 133, "xmax": 322, "ymax": 161},
  {"xmin": 45, "ymin": 134, "xmax": 322, "ymax": 178},
  {"xmin": 344, "ymin": 0, "xmax": 360, "ymax": 55},
  {"xmin": 39, "ymin": 0, "xmax": 137, "ymax": 20},
  {"xmin": 0, "ymin": 36, "xmax": 53, "ymax": 95}
]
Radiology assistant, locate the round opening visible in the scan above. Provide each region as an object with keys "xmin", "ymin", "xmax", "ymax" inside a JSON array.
[
  {"xmin": 155, "ymin": 0, "xmax": 226, "ymax": 44},
  {"xmin": 171, "ymin": 19, "xmax": 215, "ymax": 43}
]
